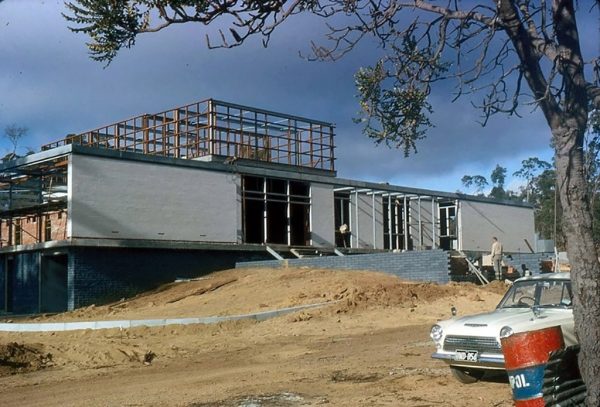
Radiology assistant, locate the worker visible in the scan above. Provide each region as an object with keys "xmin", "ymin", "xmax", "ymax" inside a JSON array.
[{"xmin": 491, "ymin": 237, "xmax": 503, "ymax": 280}]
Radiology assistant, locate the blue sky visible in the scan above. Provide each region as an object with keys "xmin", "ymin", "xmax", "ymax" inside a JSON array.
[{"xmin": 0, "ymin": 0, "xmax": 559, "ymax": 193}]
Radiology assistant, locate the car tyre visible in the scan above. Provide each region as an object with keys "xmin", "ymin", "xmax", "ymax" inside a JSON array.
[{"xmin": 450, "ymin": 366, "xmax": 485, "ymax": 384}]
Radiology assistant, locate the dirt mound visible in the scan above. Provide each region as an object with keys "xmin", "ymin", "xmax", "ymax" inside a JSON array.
[
  {"xmin": 484, "ymin": 280, "xmax": 513, "ymax": 295},
  {"xmin": 323, "ymin": 281, "xmax": 466, "ymax": 313},
  {"xmin": 29, "ymin": 267, "xmax": 507, "ymax": 323},
  {"xmin": 0, "ymin": 267, "xmax": 512, "ymax": 406},
  {"xmin": 0, "ymin": 342, "xmax": 53, "ymax": 376}
]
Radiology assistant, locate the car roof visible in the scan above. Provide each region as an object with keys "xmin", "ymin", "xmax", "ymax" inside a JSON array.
[{"xmin": 514, "ymin": 272, "xmax": 570, "ymax": 283}]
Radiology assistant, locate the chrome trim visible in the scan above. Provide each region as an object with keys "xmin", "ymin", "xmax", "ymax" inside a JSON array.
[
  {"xmin": 443, "ymin": 335, "xmax": 501, "ymax": 354},
  {"xmin": 431, "ymin": 352, "xmax": 505, "ymax": 368}
]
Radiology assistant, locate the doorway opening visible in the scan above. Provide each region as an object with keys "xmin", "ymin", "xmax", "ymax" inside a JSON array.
[{"xmin": 40, "ymin": 254, "xmax": 68, "ymax": 313}]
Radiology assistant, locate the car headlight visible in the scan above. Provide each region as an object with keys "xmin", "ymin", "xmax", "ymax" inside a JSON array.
[
  {"xmin": 500, "ymin": 326, "xmax": 514, "ymax": 339},
  {"xmin": 430, "ymin": 324, "xmax": 443, "ymax": 343}
]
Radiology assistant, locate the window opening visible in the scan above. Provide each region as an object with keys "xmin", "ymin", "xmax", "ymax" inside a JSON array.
[
  {"xmin": 439, "ymin": 201, "xmax": 457, "ymax": 250},
  {"xmin": 383, "ymin": 198, "xmax": 411, "ymax": 250},
  {"xmin": 14, "ymin": 220, "xmax": 22, "ymax": 245},
  {"xmin": 266, "ymin": 178, "xmax": 287, "ymax": 244},
  {"xmin": 242, "ymin": 176, "xmax": 264, "ymax": 244},
  {"xmin": 242, "ymin": 176, "xmax": 311, "ymax": 246},
  {"xmin": 45, "ymin": 217, "xmax": 52, "ymax": 241},
  {"xmin": 289, "ymin": 181, "xmax": 310, "ymax": 246}
]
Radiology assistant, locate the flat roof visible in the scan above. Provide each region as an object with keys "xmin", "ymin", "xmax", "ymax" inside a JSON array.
[{"xmin": 1, "ymin": 144, "xmax": 533, "ymax": 209}]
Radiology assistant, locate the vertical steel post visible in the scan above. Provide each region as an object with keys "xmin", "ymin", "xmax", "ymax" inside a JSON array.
[
  {"xmin": 173, "ymin": 109, "xmax": 180, "ymax": 158},
  {"xmin": 8, "ymin": 181, "xmax": 13, "ymax": 246},
  {"xmin": 403, "ymin": 195, "xmax": 408, "ymax": 251},
  {"xmin": 418, "ymin": 196, "xmax": 422, "ymax": 249},
  {"xmin": 388, "ymin": 194, "xmax": 392, "ymax": 250},
  {"xmin": 456, "ymin": 199, "xmax": 461, "ymax": 251},
  {"xmin": 354, "ymin": 191, "xmax": 359, "ymax": 248},
  {"xmin": 431, "ymin": 198, "xmax": 436, "ymax": 248},
  {"xmin": 142, "ymin": 115, "xmax": 149, "ymax": 154},
  {"xmin": 286, "ymin": 181, "xmax": 291, "ymax": 246},
  {"xmin": 263, "ymin": 177, "xmax": 267, "ymax": 244},
  {"xmin": 208, "ymin": 99, "xmax": 215, "ymax": 155},
  {"xmin": 372, "ymin": 193, "xmax": 376, "ymax": 249}
]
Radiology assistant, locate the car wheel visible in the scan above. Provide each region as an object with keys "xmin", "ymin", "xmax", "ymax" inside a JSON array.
[{"xmin": 450, "ymin": 367, "xmax": 485, "ymax": 384}]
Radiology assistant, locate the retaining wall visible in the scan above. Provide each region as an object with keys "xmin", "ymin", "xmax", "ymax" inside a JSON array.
[
  {"xmin": 236, "ymin": 249, "xmax": 450, "ymax": 283},
  {"xmin": 68, "ymin": 247, "xmax": 270, "ymax": 310}
]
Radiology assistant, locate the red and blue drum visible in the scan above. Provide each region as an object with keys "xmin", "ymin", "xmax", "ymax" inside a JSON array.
[{"xmin": 500, "ymin": 326, "xmax": 564, "ymax": 406}]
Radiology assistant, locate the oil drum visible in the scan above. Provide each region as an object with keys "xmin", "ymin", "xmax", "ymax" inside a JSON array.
[{"xmin": 500, "ymin": 326, "xmax": 564, "ymax": 406}]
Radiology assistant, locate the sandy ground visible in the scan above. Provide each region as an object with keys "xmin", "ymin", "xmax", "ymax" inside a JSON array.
[{"xmin": 0, "ymin": 267, "xmax": 514, "ymax": 406}]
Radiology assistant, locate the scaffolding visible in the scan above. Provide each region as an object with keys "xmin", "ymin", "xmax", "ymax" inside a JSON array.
[
  {"xmin": 0, "ymin": 155, "xmax": 69, "ymax": 247},
  {"xmin": 42, "ymin": 99, "xmax": 336, "ymax": 171}
]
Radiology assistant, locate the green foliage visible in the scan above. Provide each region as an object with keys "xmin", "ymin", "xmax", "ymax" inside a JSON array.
[
  {"xmin": 64, "ymin": 0, "xmax": 150, "ymax": 63},
  {"xmin": 513, "ymin": 157, "xmax": 552, "ymax": 201},
  {"xmin": 353, "ymin": 22, "xmax": 451, "ymax": 155},
  {"xmin": 460, "ymin": 174, "xmax": 488, "ymax": 194},
  {"xmin": 461, "ymin": 165, "xmax": 510, "ymax": 199},
  {"xmin": 490, "ymin": 165, "xmax": 506, "ymax": 189},
  {"xmin": 354, "ymin": 62, "xmax": 433, "ymax": 156},
  {"xmin": 63, "ymin": 1, "xmax": 310, "ymax": 64},
  {"xmin": 513, "ymin": 157, "xmax": 552, "ymax": 182}
]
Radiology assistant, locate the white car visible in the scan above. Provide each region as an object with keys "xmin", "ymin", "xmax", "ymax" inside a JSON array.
[{"xmin": 430, "ymin": 272, "xmax": 576, "ymax": 383}]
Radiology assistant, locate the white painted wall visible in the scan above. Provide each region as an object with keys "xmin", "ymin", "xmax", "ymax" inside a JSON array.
[
  {"xmin": 311, "ymin": 182, "xmax": 335, "ymax": 247},
  {"xmin": 70, "ymin": 155, "xmax": 239, "ymax": 242},
  {"xmin": 459, "ymin": 201, "xmax": 535, "ymax": 253}
]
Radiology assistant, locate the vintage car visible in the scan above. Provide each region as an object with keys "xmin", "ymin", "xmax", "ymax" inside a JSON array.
[{"xmin": 430, "ymin": 272, "xmax": 576, "ymax": 383}]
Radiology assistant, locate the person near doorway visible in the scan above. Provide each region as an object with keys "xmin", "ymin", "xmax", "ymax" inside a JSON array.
[{"xmin": 491, "ymin": 236, "xmax": 503, "ymax": 280}]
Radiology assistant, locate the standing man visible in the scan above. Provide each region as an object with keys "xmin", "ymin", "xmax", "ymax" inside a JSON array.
[{"xmin": 491, "ymin": 236, "xmax": 503, "ymax": 280}]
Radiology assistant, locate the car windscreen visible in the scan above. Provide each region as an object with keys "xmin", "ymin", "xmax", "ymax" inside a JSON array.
[{"xmin": 497, "ymin": 279, "xmax": 572, "ymax": 309}]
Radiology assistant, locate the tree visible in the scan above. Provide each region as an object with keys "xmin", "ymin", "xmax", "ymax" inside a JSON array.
[
  {"xmin": 460, "ymin": 174, "xmax": 488, "ymax": 195},
  {"xmin": 64, "ymin": 1, "xmax": 600, "ymax": 403},
  {"xmin": 461, "ymin": 165, "xmax": 511, "ymax": 199},
  {"xmin": 4, "ymin": 124, "xmax": 28, "ymax": 157},
  {"xmin": 533, "ymin": 169, "xmax": 564, "ymax": 245},
  {"xmin": 513, "ymin": 157, "xmax": 552, "ymax": 202},
  {"xmin": 490, "ymin": 165, "xmax": 507, "ymax": 190},
  {"xmin": 489, "ymin": 164, "xmax": 508, "ymax": 200}
]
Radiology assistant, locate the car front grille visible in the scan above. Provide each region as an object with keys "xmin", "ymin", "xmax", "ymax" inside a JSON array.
[{"xmin": 443, "ymin": 335, "xmax": 501, "ymax": 354}]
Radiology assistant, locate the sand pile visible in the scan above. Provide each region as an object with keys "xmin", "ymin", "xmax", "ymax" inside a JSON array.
[
  {"xmin": 0, "ymin": 342, "xmax": 53, "ymax": 376},
  {"xmin": 0, "ymin": 267, "xmax": 512, "ymax": 406},
  {"xmin": 26, "ymin": 267, "xmax": 507, "ymax": 323}
]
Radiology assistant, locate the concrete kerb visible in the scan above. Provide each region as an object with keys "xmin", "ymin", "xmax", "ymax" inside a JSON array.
[{"xmin": 0, "ymin": 301, "xmax": 334, "ymax": 333}]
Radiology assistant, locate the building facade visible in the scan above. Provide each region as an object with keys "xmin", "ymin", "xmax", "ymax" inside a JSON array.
[{"xmin": 0, "ymin": 99, "xmax": 535, "ymax": 314}]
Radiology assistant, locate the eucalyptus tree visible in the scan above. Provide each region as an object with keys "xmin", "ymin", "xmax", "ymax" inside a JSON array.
[
  {"xmin": 461, "ymin": 174, "xmax": 489, "ymax": 195},
  {"xmin": 514, "ymin": 157, "xmax": 552, "ymax": 201},
  {"xmin": 64, "ymin": 1, "xmax": 600, "ymax": 402}
]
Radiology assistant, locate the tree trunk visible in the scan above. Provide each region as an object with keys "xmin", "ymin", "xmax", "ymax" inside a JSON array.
[{"xmin": 553, "ymin": 122, "xmax": 600, "ymax": 406}]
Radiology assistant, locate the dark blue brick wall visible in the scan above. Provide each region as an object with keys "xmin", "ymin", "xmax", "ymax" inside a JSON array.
[
  {"xmin": 236, "ymin": 250, "xmax": 450, "ymax": 283},
  {"xmin": 0, "ymin": 259, "xmax": 4, "ymax": 311},
  {"xmin": 6, "ymin": 252, "xmax": 41, "ymax": 314},
  {"xmin": 69, "ymin": 248, "xmax": 269, "ymax": 309}
]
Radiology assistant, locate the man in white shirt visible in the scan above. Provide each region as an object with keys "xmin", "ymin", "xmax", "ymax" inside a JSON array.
[{"xmin": 491, "ymin": 236, "xmax": 503, "ymax": 280}]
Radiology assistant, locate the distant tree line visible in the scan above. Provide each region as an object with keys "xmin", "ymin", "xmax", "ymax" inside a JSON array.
[{"xmin": 461, "ymin": 113, "xmax": 600, "ymax": 250}]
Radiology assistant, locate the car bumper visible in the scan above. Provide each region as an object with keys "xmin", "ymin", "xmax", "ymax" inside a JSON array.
[{"xmin": 431, "ymin": 352, "xmax": 505, "ymax": 370}]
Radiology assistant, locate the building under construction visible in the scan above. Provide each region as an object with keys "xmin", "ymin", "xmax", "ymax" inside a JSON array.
[{"xmin": 0, "ymin": 99, "xmax": 535, "ymax": 314}]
